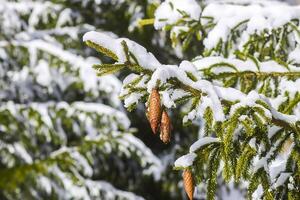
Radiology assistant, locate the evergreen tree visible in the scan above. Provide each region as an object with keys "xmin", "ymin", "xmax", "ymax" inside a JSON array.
[
  {"xmin": 84, "ymin": 0, "xmax": 300, "ymax": 199},
  {"xmin": 0, "ymin": 0, "xmax": 164, "ymax": 199}
]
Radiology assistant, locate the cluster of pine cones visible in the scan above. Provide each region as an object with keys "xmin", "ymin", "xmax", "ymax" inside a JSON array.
[
  {"xmin": 147, "ymin": 89, "xmax": 171, "ymax": 144},
  {"xmin": 147, "ymin": 89, "xmax": 195, "ymax": 200}
]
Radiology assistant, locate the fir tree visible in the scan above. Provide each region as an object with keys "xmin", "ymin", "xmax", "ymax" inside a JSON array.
[{"xmin": 84, "ymin": 0, "xmax": 300, "ymax": 199}]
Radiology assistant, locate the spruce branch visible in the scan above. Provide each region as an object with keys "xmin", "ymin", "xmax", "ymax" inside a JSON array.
[
  {"xmin": 84, "ymin": 29, "xmax": 300, "ymax": 198},
  {"xmin": 84, "ymin": 33, "xmax": 300, "ymax": 135},
  {"xmin": 153, "ymin": 0, "xmax": 300, "ymax": 63}
]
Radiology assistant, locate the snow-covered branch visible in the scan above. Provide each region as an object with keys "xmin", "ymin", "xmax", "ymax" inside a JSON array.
[
  {"xmin": 84, "ymin": 28, "xmax": 300, "ymax": 199},
  {"xmin": 153, "ymin": 0, "xmax": 300, "ymax": 61},
  {"xmin": 83, "ymin": 31, "xmax": 300, "ymax": 130}
]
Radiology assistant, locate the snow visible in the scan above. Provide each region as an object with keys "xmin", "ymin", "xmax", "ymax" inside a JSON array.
[
  {"xmin": 154, "ymin": 0, "xmax": 201, "ymax": 29},
  {"xmin": 269, "ymin": 158, "xmax": 288, "ymax": 181},
  {"xmin": 34, "ymin": 60, "xmax": 52, "ymax": 86},
  {"xmin": 147, "ymin": 65, "xmax": 176, "ymax": 91},
  {"xmin": 252, "ymin": 184, "xmax": 263, "ymax": 199},
  {"xmin": 170, "ymin": 26, "xmax": 189, "ymax": 39},
  {"xmin": 56, "ymin": 8, "xmax": 72, "ymax": 27},
  {"xmin": 83, "ymin": 31, "xmax": 124, "ymax": 60},
  {"xmin": 229, "ymin": 91, "xmax": 262, "ymax": 115},
  {"xmin": 154, "ymin": 0, "xmax": 300, "ymax": 53},
  {"xmin": 179, "ymin": 60, "xmax": 198, "ymax": 74},
  {"xmin": 1, "ymin": 101, "xmax": 131, "ymax": 139},
  {"xmin": 118, "ymin": 134, "xmax": 164, "ymax": 180},
  {"xmin": 48, "ymin": 129, "xmax": 163, "ymax": 188},
  {"xmin": 189, "ymin": 137, "xmax": 220, "ymax": 152},
  {"xmin": 289, "ymin": 46, "xmax": 300, "ymax": 64},
  {"xmin": 161, "ymin": 90, "xmax": 176, "ymax": 108},
  {"xmin": 124, "ymin": 93, "xmax": 143, "ymax": 108},
  {"xmin": 253, "ymin": 139, "xmax": 293, "ymax": 183},
  {"xmin": 278, "ymin": 78, "xmax": 300, "ymax": 98},
  {"xmin": 72, "ymin": 102, "xmax": 130, "ymax": 128},
  {"xmin": 7, "ymin": 38, "xmax": 122, "ymax": 106},
  {"xmin": 268, "ymin": 102, "xmax": 299, "ymax": 124},
  {"xmin": 171, "ymin": 89, "xmax": 189, "ymax": 101},
  {"xmin": 38, "ymin": 176, "xmax": 52, "ymax": 194},
  {"xmin": 274, "ymin": 173, "xmax": 291, "ymax": 188},
  {"xmin": 267, "ymin": 126, "xmax": 281, "ymax": 139},
  {"xmin": 123, "ymin": 73, "xmax": 140, "ymax": 85},
  {"xmin": 193, "ymin": 56, "xmax": 300, "ymax": 73},
  {"xmin": 202, "ymin": 3, "xmax": 300, "ymax": 49},
  {"xmin": 14, "ymin": 143, "xmax": 33, "ymax": 164},
  {"xmin": 120, "ymin": 73, "xmax": 149, "ymax": 107},
  {"xmin": 28, "ymin": 2, "xmax": 61, "ymax": 29},
  {"xmin": 183, "ymin": 109, "xmax": 197, "ymax": 124},
  {"xmin": 83, "ymin": 31, "xmax": 161, "ymax": 70},
  {"xmin": 174, "ymin": 153, "xmax": 197, "ymax": 168},
  {"xmin": 30, "ymin": 103, "xmax": 53, "ymax": 128},
  {"xmin": 70, "ymin": 151, "xmax": 93, "ymax": 177},
  {"xmin": 218, "ymin": 180, "xmax": 245, "ymax": 200},
  {"xmin": 253, "ymin": 144, "xmax": 277, "ymax": 172}
]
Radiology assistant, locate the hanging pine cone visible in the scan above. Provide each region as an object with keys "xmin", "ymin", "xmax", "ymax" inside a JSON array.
[
  {"xmin": 183, "ymin": 169, "xmax": 194, "ymax": 200},
  {"xmin": 160, "ymin": 110, "xmax": 171, "ymax": 144},
  {"xmin": 281, "ymin": 138, "xmax": 293, "ymax": 154},
  {"xmin": 148, "ymin": 88, "xmax": 161, "ymax": 134}
]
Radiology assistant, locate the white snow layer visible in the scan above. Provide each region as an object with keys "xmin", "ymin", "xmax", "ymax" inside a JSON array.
[
  {"xmin": 189, "ymin": 137, "xmax": 220, "ymax": 152},
  {"xmin": 202, "ymin": 3, "xmax": 300, "ymax": 49},
  {"xmin": 120, "ymin": 134, "xmax": 164, "ymax": 180},
  {"xmin": 83, "ymin": 31, "xmax": 161, "ymax": 70},
  {"xmin": 154, "ymin": 0, "xmax": 201, "ymax": 29},
  {"xmin": 174, "ymin": 153, "xmax": 197, "ymax": 168},
  {"xmin": 174, "ymin": 137, "xmax": 219, "ymax": 168},
  {"xmin": 5, "ymin": 38, "xmax": 122, "ymax": 106},
  {"xmin": 51, "ymin": 166, "xmax": 145, "ymax": 200},
  {"xmin": 193, "ymin": 56, "xmax": 300, "ymax": 73},
  {"xmin": 154, "ymin": 0, "xmax": 300, "ymax": 50},
  {"xmin": 252, "ymin": 184, "xmax": 263, "ymax": 199}
]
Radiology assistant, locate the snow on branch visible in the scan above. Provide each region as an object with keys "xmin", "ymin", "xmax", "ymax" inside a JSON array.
[
  {"xmin": 189, "ymin": 137, "xmax": 220, "ymax": 153},
  {"xmin": 83, "ymin": 30, "xmax": 300, "ymax": 198},
  {"xmin": 83, "ymin": 31, "xmax": 300, "ymax": 130},
  {"xmin": 154, "ymin": 0, "xmax": 201, "ymax": 30},
  {"xmin": 37, "ymin": 166, "xmax": 146, "ymax": 200},
  {"xmin": 0, "ymin": 38, "xmax": 122, "ymax": 105},
  {"xmin": 153, "ymin": 0, "xmax": 300, "ymax": 60},
  {"xmin": 174, "ymin": 137, "xmax": 220, "ymax": 168},
  {"xmin": 83, "ymin": 31, "xmax": 161, "ymax": 70},
  {"xmin": 0, "ymin": 101, "xmax": 163, "ymax": 184}
]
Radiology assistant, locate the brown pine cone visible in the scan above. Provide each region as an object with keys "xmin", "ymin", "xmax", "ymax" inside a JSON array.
[
  {"xmin": 183, "ymin": 169, "xmax": 194, "ymax": 200},
  {"xmin": 148, "ymin": 89, "xmax": 162, "ymax": 134},
  {"xmin": 160, "ymin": 110, "xmax": 171, "ymax": 144}
]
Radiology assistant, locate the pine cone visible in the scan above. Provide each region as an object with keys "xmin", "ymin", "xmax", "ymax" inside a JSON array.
[
  {"xmin": 160, "ymin": 110, "xmax": 171, "ymax": 144},
  {"xmin": 183, "ymin": 169, "xmax": 194, "ymax": 200},
  {"xmin": 148, "ymin": 89, "xmax": 161, "ymax": 134},
  {"xmin": 281, "ymin": 138, "xmax": 293, "ymax": 154}
]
